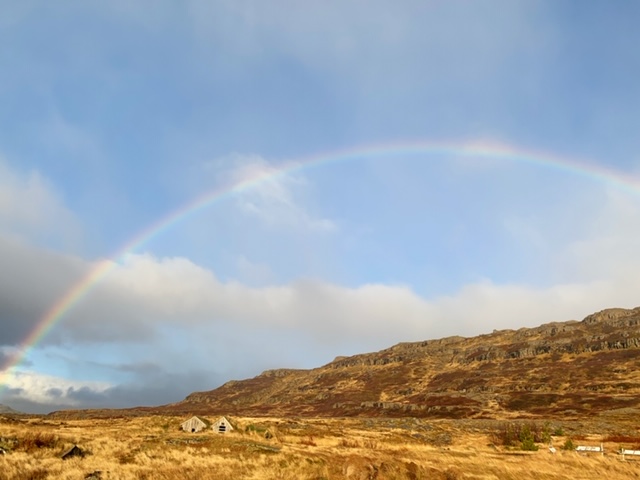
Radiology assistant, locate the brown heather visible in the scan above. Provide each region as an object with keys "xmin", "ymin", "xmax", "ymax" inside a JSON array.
[{"xmin": 2, "ymin": 415, "xmax": 640, "ymax": 479}]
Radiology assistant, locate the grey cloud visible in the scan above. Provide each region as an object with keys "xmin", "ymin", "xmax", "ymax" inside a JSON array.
[
  {"xmin": 0, "ymin": 350, "xmax": 32, "ymax": 370},
  {"xmin": 3, "ymin": 387, "xmax": 24, "ymax": 397},
  {"xmin": 66, "ymin": 371, "xmax": 215, "ymax": 408},
  {"xmin": 44, "ymin": 352, "xmax": 166, "ymax": 377},
  {"xmin": 63, "ymin": 386, "xmax": 110, "ymax": 405},
  {"xmin": 112, "ymin": 362, "xmax": 165, "ymax": 376},
  {"xmin": 46, "ymin": 388, "xmax": 63, "ymax": 399},
  {"xmin": 0, "ymin": 236, "xmax": 158, "ymax": 349},
  {"xmin": 3, "ymin": 370, "xmax": 222, "ymax": 414},
  {"xmin": 0, "ymin": 236, "xmax": 85, "ymax": 346}
]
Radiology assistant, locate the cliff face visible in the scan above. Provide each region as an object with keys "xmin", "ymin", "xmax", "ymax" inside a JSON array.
[{"xmin": 167, "ymin": 307, "xmax": 640, "ymax": 418}]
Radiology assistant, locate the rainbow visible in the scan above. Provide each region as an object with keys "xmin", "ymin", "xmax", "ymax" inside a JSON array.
[{"xmin": 1, "ymin": 139, "xmax": 638, "ymax": 388}]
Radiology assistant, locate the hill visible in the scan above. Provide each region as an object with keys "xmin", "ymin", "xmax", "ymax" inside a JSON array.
[
  {"xmin": 0, "ymin": 404, "xmax": 22, "ymax": 415},
  {"xmin": 163, "ymin": 307, "xmax": 640, "ymax": 419}
]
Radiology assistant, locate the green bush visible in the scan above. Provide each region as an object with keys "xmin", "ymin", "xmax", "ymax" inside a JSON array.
[
  {"xmin": 521, "ymin": 437, "xmax": 539, "ymax": 451},
  {"xmin": 519, "ymin": 425, "xmax": 539, "ymax": 451},
  {"xmin": 492, "ymin": 421, "xmax": 547, "ymax": 450},
  {"xmin": 562, "ymin": 439, "xmax": 575, "ymax": 451}
]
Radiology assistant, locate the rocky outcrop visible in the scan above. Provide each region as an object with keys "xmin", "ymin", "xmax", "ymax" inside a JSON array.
[{"xmin": 582, "ymin": 307, "xmax": 640, "ymax": 325}]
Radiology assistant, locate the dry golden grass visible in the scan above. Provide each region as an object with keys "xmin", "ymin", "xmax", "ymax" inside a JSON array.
[{"xmin": 1, "ymin": 415, "xmax": 640, "ymax": 479}]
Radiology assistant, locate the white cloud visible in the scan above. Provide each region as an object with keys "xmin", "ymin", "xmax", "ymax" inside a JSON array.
[
  {"xmin": 204, "ymin": 153, "xmax": 337, "ymax": 233},
  {"xmin": 3, "ymin": 174, "xmax": 640, "ymax": 349},
  {"xmin": 1, "ymin": 370, "xmax": 111, "ymax": 407},
  {"xmin": 234, "ymin": 255, "xmax": 275, "ymax": 286},
  {"xmin": 2, "ymin": 183, "xmax": 640, "ymax": 410},
  {"xmin": 437, "ymin": 278, "xmax": 626, "ymax": 335},
  {"xmin": 62, "ymin": 249, "xmax": 640, "ymax": 348},
  {"xmin": 3, "ymin": 181, "xmax": 640, "ymax": 354},
  {"xmin": 559, "ymin": 188, "xmax": 640, "ymax": 280},
  {"xmin": 0, "ymin": 157, "xmax": 81, "ymax": 247}
]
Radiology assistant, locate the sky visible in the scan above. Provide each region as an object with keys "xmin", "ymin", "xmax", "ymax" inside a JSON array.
[{"xmin": 1, "ymin": 1, "xmax": 640, "ymax": 413}]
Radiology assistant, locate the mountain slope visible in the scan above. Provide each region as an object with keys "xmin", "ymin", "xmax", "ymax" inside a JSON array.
[
  {"xmin": 0, "ymin": 404, "xmax": 22, "ymax": 415},
  {"xmin": 166, "ymin": 307, "xmax": 640, "ymax": 418}
]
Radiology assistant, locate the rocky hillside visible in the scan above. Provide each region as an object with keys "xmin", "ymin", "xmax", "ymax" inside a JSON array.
[{"xmin": 165, "ymin": 307, "xmax": 640, "ymax": 418}]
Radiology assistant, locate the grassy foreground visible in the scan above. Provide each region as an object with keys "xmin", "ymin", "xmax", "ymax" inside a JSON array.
[{"xmin": 1, "ymin": 415, "xmax": 640, "ymax": 479}]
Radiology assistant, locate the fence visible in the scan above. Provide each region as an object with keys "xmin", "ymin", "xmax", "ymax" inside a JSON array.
[
  {"xmin": 576, "ymin": 444, "xmax": 604, "ymax": 456},
  {"xmin": 620, "ymin": 449, "xmax": 640, "ymax": 461}
]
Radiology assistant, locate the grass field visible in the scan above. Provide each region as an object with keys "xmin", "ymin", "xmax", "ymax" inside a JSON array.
[{"xmin": 1, "ymin": 415, "xmax": 640, "ymax": 479}]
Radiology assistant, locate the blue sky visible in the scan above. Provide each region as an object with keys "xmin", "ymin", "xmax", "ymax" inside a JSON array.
[{"xmin": 1, "ymin": 1, "xmax": 640, "ymax": 412}]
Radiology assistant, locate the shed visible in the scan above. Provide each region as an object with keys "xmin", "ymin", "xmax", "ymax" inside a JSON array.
[
  {"xmin": 61, "ymin": 445, "xmax": 85, "ymax": 460},
  {"xmin": 212, "ymin": 416, "xmax": 234, "ymax": 434},
  {"xmin": 181, "ymin": 416, "xmax": 208, "ymax": 433}
]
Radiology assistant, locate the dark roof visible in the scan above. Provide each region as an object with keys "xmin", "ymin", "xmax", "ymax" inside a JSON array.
[{"xmin": 62, "ymin": 444, "xmax": 84, "ymax": 459}]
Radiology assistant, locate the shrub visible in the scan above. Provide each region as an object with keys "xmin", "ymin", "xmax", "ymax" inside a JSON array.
[
  {"xmin": 562, "ymin": 439, "xmax": 575, "ymax": 450},
  {"xmin": 519, "ymin": 425, "xmax": 539, "ymax": 451},
  {"xmin": 362, "ymin": 438, "xmax": 379, "ymax": 450},
  {"xmin": 0, "ymin": 436, "xmax": 18, "ymax": 452},
  {"xmin": 245, "ymin": 424, "xmax": 267, "ymax": 434},
  {"xmin": 340, "ymin": 438, "xmax": 360, "ymax": 448},
  {"xmin": 491, "ymin": 422, "xmax": 546, "ymax": 450},
  {"xmin": 8, "ymin": 467, "xmax": 49, "ymax": 480},
  {"xmin": 444, "ymin": 468, "xmax": 461, "ymax": 480},
  {"xmin": 521, "ymin": 436, "xmax": 539, "ymax": 451},
  {"xmin": 300, "ymin": 436, "xmax": 317, "ymax": 447},
  {"xmin": 19, "ymin": 432, "xmax": 59, "ymax": 452},
  {"xmin": 490, "ymin": 423, "xmax": 518, "ymax": 447}
]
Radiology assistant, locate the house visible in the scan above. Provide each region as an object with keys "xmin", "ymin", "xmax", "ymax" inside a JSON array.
[
  {"xmin": 212, "ymin": 416, "xmax": 234, "ymax": 434},
  {"xmin": 181, "ymin": 416, "xmax": 208, "ymax": 433}
]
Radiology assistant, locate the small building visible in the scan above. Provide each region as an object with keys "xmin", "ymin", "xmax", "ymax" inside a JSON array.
[
  {"xmin": 61, "ymin": 445, "xmax": 85, "ymax": 460},
  {"xmin": 181, "ymin": 416, "xmax": 208, "ymax": 433},
  {"xmin": 212, "ymin": 416, "xmax": 234, "ymax": 434}
]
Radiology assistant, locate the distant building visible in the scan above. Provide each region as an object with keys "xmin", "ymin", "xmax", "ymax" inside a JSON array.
[
  {"xmin": 181, "ymin": 416, "xmax": 208, "ymax": 433},
  {"xmin": 212, "ymin": 416, "xmax": 234, "ymax": 434},
  {"xmin": 61, "ymin": 445, "xmax": 85, "ymax": 460}
]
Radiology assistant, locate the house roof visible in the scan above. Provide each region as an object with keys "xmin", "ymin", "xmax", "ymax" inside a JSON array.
[
  {"xmin": 61, "ymin": 445, "xmax": 84, "ymax": 459},
  {"xmin": 212, "ymin": 416, "xmax": 234, "ymax": 430},
  {"xmin": 181, "ymin": 416, "xmax": 208, "ymax": 426}
]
